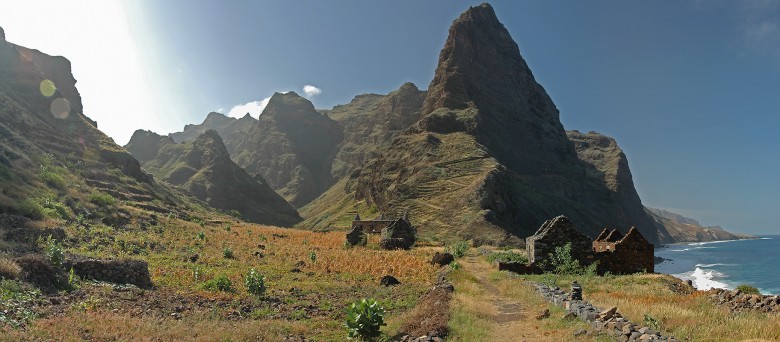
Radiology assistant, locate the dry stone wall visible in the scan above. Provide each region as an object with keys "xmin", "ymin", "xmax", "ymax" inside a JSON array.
[{"xmin": 64, "ymin": 258, "xmax": 153, "ymax": 289}]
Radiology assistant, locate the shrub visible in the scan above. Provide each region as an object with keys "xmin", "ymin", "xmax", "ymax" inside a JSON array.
[
  {"xmin": 16, "ymin": 199, "xmax": 44, "ymax": 220},
  {"xmin": 89, "ymin": 192, "xmax": 115, "ymax": 207},
  {"xmin": 309, "ymin": 251, "xmax": 317, "ymax": 263},
  {"xmin": 228, "ymin": 209, "xmax": 241, "ymax": 218},
  {"xmin": 736, "ymin": 284, "xmax": 760, "ymax": 295},
  {"xmin": 201, "ymin": 274, "xmax": 234, "ymax": 292},
  {"xmin": 40, "ymin": 169, "xmax": 65, "ymax": 190},
  {"xmin": 244, "ymin": 269, "xmax": 266, "ymax": 297},
  {"xmin": 43, "ymin": 235, "xmax": 65, "ymax": 268},
  {"xmin": 0, "ymin": 258, "xmax": 21, "ymax": 280},
  {"xmin": 196, "ymin": 231, "xmax": 205, "ymax": 240},
  {"xmin": 42, "ymin": 198, "xmax": 71, "ymax": 220},
  {"xmin": 344, "ymin": 298, "xmax": 386, "ymax": 340},
  {"xmin": 544, "ymin": 243, "xmax": 583, "ymax": 275},
  {"xmin": 486, "ymin": 251, "xmax": 528, "ymax": 264},
  {"xmin": 446, "ymin": 241, "xmax": 469, "ymax": 258},
  {"xmin": 450, "ymin": 261, "xmax": 461, "ymax": 270},
  {"xmin": 222, "ymin": 247, "xmax": 234, "ymax": 259}
]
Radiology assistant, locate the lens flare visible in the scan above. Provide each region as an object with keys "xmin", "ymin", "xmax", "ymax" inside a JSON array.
[
  {"xmin": 40, "ymin": 79, "xmax": 56, "ymax": 97},
  {"xmin": 50, "ymin": 97, "xmax": 71, "ymax": 119}
]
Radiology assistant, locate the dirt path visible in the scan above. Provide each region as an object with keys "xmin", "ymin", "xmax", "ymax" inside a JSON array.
[{"xmin": 457, "ymin": 253, "xmax": 571, "ymax": 342}]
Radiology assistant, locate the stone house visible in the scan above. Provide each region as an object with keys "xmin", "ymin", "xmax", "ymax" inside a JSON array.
[
  {"xmin": 526, "ymin": 215, "xmax": 592, "ymax": 269},
  {"xmin": 592, "ymin": 227, "xmax": 654, "ymax": 274},
  {"xmin": 350, "ymin": 213, "xmax": 396, "ymax": 234}
]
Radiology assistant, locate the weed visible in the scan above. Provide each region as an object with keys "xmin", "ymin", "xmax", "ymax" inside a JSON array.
[
  {"xmin": 450, "ymin": 261, "xmax": 461, "ymax": 270},
  {"xmin": 644, "ymin": 313, "xmax": 661, "ymax": 330},
  {"xmin": 196, "ymin": 231, "xmax": 205, "ymax": 240},
  {"xmin": 446, "ymin": 241, "xmax": 469, "ymax": 258},
  {"xmin": 244, "ymin": 269, "xmax": 266, "ymax": 297},
  {"xmin": 486, "ymin": 251, "xmax": 527, "ymax": 264},
  {"xmin": 736, "ymin": 284, "xmax": 760, "ymax": 295},
  {"xmin": 201, "ymin": 274, "xmax": 234, "ymax": 293},
  {"xmin": 223, "ymin": 223, "xmax": 231, "ymax": 232},
  {"xmin": 0, "ymin": 258, "xmax": 21, "ymax": 280},
  {"xmin": 309, "ymin": 251, "xmax": 317, "ymax": 263},
  {"xmin": 223, "ymin": 247, "xmax": 234, "ymax": 259},
  {"xmin": 89, "ymin": 192, "xmax": 116, "ymax": 207},
  {"xmin": 345, "ymin": 298, "xmax": 386, "ymax": 340},
  {"xmin": 43, "ymin": 235, "xmax": 65, "ymax": 269}
]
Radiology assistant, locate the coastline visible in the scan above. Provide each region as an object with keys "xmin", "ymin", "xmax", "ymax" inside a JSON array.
[{"xmin": 655, "ymin": 236, "xmax": 778, "ymax": 295}]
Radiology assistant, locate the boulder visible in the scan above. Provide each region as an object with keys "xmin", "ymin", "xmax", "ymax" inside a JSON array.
[
  {"xmin": 431, "ymin": 252, "xmax": 454, "ymax": 266},
  {"xmin": 379, "ymin": 275, "xmax": 401, "ymax": 286}
]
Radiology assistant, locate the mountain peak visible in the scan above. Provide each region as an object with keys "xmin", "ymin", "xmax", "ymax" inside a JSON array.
[{"xmin": 263, "ymin": 91, "xmax": 315, "ymax": 116}]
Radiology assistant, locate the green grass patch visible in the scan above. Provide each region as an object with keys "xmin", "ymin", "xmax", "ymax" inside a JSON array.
[
  {"xmin": 89, "ymin": 192, "xmax": 116, "ymax": 207},
  {"xmin": 486, "ymin": 250, "xmax": 527, "ymax": 264}
]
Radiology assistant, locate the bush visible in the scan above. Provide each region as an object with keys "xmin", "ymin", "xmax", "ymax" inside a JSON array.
[
  {"xmin": 0, "ymin": 258, "xmax": 21, "ymax": 280},
  {"xmin": 196, "ymin": 231, "xmax": 205, "ymax": 240},
  {"xmin": 544, "ymin": 243, "xmax": 582, "ymax": 275},
  {"xmin": 487, "ymin": 251, "xmax": 528, "ymax": 264},
  {"xmin": 43, "ymin": 235, "xmax": 65, "ymax": 269},
  {"xmin": 201, "ymin": 274, "xmax": 234, "ymax": 292},
  {"xmin": 736, "ymin": 284, "xmax": 760, "ymax": 295},
  {"xmin": 89, "ymin": 192, "xmax": 115, "ymax": 207},
  {"xmin": 244, "ymin": 269, "xmax": 266, "ymax": 297},
  {"xmin": 16, "ymin": 199, "xmax": 44, "ymax": 220},
  {"xmin": 344, "ymin": 298, "xmax": 386, "ymax": 340},
  {"xmin": 40, "ymin": 169, "xmax": 65, "ymax": 190},
  {"xmin": 309, "ymin": 251, "xmax": 317, "ymax": 263},
  {"xmin": 450, "ymin": 261, "xmax": 461, "ymax": 270},
  {"xmin": 446, "ymin": 241, "xmax": 469, "ymax": 258},
  {"xmin": 222, "ymin": 247, "xmax": 234, "ymax": 259}
]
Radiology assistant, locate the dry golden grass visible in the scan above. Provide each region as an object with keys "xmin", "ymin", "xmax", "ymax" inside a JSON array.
[
  {"xmin": 519, "ymin": 273, "xmax": 780, "ymax": 341},
  {"xmin": 0, "ymin": 257, "xmax": 21, "ymax": 280}
]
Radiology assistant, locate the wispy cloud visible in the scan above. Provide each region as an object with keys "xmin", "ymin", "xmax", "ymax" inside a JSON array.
[
  {"xmin": 227, "ymin": 97, "xmax": 271, "ymax": 119},
  {"xmin": 302, "ymin": 84, "xmax": 321, "ymax": 98}
]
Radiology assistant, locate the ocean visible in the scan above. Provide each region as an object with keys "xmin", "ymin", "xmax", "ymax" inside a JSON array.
[{"xmin": 655, "ymin": 236, "xmax": 780, "ymax": 295}]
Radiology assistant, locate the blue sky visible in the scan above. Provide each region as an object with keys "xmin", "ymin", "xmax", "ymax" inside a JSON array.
[{"xmin": 1, "ymin": 1, "xmax": 779, "ymax": 234}]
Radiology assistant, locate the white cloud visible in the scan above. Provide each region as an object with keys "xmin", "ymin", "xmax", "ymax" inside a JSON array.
[
  {"xmin": 227, "ymin": 96, "xmax": 271, "ymax": 119},
  {"xmin": 302, "ymin": 84, "xmax": 322, "ymax": 98}
]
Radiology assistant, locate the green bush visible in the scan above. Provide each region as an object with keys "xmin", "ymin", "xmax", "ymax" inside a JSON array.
[
  {"xmin": 309, "ymin": 251, "xmax": 317, "ymax": 263},
  {"xmin": 222, "ymin": 247, "xmax": 234, "ymax": 259},
  {"xmin": 736, "ymin": 284, "xmax": 760, "ymax": 295},
  {"xmin": 40, "ymin": 169, "xmax": 65, "ymax": 190},
  {"xmin": 196, "ymin": 231, "xmax": 205, "ymax": 240},
  {"xmin": 344, "ymin": 298, "xmax": 386, "ymax": 340},
  {"xmin": 43, "ymin": 235, "xmax": 65, "ymax": 269},
  {"xmin": 446, "ymin": 241, "xmax": 470, "ymax": 258},
  {"xmin": 487, "ymin": 251, "xmax": 528, "ymax": 264},
  {"xmin": 16, "ymin": 199, "xmax": 44, "ymax": 220},
  {"xmin": 201, "ymin": 274, "xmax": 234, "ymax": 292},
  {"xmin": 42, "ymin": 198, "xmax": 71, "ymax": 220},
  {"xmin": 450, "ymin": 261, "xmax": 461, "ymax": 270},
  {"xmin": 244, "ymin": 269, "xmax": 266, "ymax": 297},
  {"xmin": 543, "ymin": 243, "xmax": 597, "ymax": 275},
  {"xmin": 89, "ymin": 192, "xmax": 115, "ymax": 207}
]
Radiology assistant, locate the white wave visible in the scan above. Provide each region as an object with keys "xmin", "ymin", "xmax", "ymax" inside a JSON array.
[
  {"xmin": 679, "ymin": 267, "xmax": 730, "ymax": 291},
  {"xmin": 695, "ymin": 263, "xmax": 735, "ymax": 268},
  {"xmin": 760, "ymin": 237, "xmax": 773, "ymax": 240},
  {"xmin": 688, "ymin": 239, "xmax": 741, "ymax": 246},
  {"xmin": 694, "ymin": 246, "xmax": 716, "ymax": 249},
  {"xmin": 670, "ymin": 248, "xmax": 690, "ymax": 252}
]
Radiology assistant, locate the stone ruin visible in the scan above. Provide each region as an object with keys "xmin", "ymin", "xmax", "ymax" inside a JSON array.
[
  {"xmin": 509, "ymin": 215, "xmax": 654, "ymax": 275},
  {"xmin": 526, "ymin": 215, "xmax": 593, "ymax": 270},
  {"xmin": 63, "ymin": 257, "xmax": 153, "ymax": 289},
  {"xmin": 593, "ymin": 227, "xmax": 654, "ymax": 274},
  {"xmin": 345, "ymin": 212, "xmax": 417, "ymax": 250}
]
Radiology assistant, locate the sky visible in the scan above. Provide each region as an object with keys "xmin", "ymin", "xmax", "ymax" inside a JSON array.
[{"xmin": 0, "ymin": 1, "xmax": 779, "ymax": 234}]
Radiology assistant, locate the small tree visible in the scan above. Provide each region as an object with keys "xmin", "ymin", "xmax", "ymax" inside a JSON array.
[
  {"xmin": 345, "ymin": 298, "xmax": 386, "ymax": 340},
  {"xmin": 545, "ymin": 243, "xmax": 582, "ymax": 275}
]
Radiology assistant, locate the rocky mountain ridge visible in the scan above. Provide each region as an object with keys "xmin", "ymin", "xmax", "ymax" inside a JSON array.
[{"xmin": 125, "ymin": 129, "xmax": 301, "ymax": 226}]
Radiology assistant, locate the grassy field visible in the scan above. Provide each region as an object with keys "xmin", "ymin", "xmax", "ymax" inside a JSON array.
[{"xmin": 0, "ymin": 216, "xmax": 439, "ymax": 341}]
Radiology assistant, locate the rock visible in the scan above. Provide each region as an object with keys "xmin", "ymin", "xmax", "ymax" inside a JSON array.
[
  {"xmin": 436, "ymin": 283, "xmax": 455, "ymax": 292},
  {"xmin": 188, "ymin": 254, "xmax": 199, "ymax": 262},
  {"xmin": 562, "ymin": 312, "xmax": 576, "ymax": 320},
  {"xmin": 535, "ymin": 308, "xmax": 550, "ymax": 320},
  {"xmin": 598, "ymin": 307, "xmax": 617, "ymax": 321},
  {"xmin": 573, "ymin": 329, "xmax": 586, "ymax": 337},
  {"xmin": 0, "ymin": 26, "xmax": 4, "ymax": 40},
  {"xmin": 431, "ymin": 252, "xmax": 454, "ymax": 266},
  {"xmin": 379, "ymin": 275, "xmax": 401, "ymax": 286},
  {"xmin": 622, "ymin": 324, "xmax": 635, "ymax": 335}
]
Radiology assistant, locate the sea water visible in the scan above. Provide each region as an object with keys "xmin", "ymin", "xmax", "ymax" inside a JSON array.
[{"xmin": 655, "ymin": 236, "xmax": 780, "ymax": 295}]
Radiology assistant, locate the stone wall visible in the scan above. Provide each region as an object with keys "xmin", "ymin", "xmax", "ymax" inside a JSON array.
[
  {"xmin": 593, "ymin": 227, "xmax": 654, "ymax": 274},
  {"xmin": 64, "ymin": 258, "xmax": 153, "ymax": 289},
  {"xmin": 707, "ymin": 288, "xmax": 780, "ymax": 313},
  {"xmin": 526, "ymin": 216, "xmax": 592, "ymax": 268},
  {"xmin": 533, "ymin": 283, "xmax": 680, "ymax": 341}
]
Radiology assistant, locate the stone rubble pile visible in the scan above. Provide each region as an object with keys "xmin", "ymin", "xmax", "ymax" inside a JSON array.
[
  {"xmin": 533, "ymin": 283, "xmax": 682, "ymax": 342},
  {"xmin": 707, "ymin": 288, "xmax": 780, "ymax": 313}
]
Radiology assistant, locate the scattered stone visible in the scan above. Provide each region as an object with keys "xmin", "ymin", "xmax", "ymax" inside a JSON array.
[
  {"xmin": 563, "ymin": 312, "xmax": 576, "ymax": 320},
  {"xmin": 379, "ymin": 275, "xmax": 401, "ymax": 286},
  {"xmin": 598, "ymin": 307, "xmax": 617, "ymax": 321},
  {"xmin": 573, "ymin": 329, "xmax": 586, "ymax": 337},
  {"xmin": 431, "ymin": 252, "xmax": 454, "ymax": 266}
]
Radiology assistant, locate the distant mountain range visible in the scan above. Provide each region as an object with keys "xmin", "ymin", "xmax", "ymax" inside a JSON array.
[
  {"xmin": 124, "ymin": 4, "xmax": 748, "ymax": 244},
  {"xmin": 0, "ymin": 4, "xmax": 748, "ymax": 246}
]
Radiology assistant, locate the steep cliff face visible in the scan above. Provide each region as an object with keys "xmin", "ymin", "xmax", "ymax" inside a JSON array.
[
  {"xmin": 326, "ymin": 82, "xmax": 426, "ymax": 178},
  {"xmin": 125, "ymin": 130, "xmax": 301, "ymax": 226},
  {"xmin": 0, "ymin": 33, "xmax": 180, "ymax": 223},
  {"xmin": 334, "ymin": 4, "xmax": 672, "ymax": 243}
]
